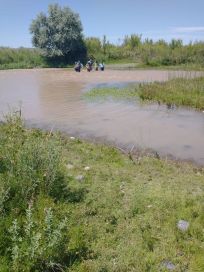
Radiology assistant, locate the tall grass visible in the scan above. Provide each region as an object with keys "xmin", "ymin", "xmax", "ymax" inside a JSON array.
[
  {"xmin": 137, "ymin": 77, "xmax": 204, "ymax": 110},
  {"xmin": 0, "ymin": 47, "xmax": 46, "ymax": 69}
]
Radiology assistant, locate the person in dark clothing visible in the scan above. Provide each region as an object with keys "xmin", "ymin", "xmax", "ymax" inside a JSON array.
[
  {"xmin": 74, "ymin": 61, "xmax": 82, "ymax": 72},
  {"xmin": 86, "ymin": 60, "xmax": 92, "ymax": 72}
]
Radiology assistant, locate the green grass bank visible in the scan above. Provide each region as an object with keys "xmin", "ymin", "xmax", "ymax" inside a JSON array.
[
  {"xmin": 85, "ymin": 77, "xmax": 204, "ymax": 110},
  {"xmin": 0, "ymin": 113, "xmax": 204, "ymax": 271}
]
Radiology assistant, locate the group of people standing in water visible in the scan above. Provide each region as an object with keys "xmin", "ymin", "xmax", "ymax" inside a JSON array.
[{"xmin": 74, "ymin": 59, "xmax": 105, "ymax": 72}]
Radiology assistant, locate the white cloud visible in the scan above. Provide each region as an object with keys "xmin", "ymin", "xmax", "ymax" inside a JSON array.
[{"xmin": 172, "ymin": 27, "xmax": 204, "ymax": 33}]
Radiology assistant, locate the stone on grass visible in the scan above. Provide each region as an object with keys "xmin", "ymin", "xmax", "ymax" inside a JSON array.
[
  {"xmin": 162, "ymin": 260, "xmax": 176, "ymax": 271},
  {"xmin": 196, "ymin": 172, "xmax": 201, "ymax": 176},
  {"xmin": 84, "ymin": 166, "xmax": 90, "ymax": 171},
  {"xmin": 177, "ymin": 220, "xmax": 189, "ymax": 231},
  {"xmin": 76, "ymin": 175, "xmax": 84, "ymax": 181},
  {"xmin": 66, "ymin": 164, "xmax": 74, "ymax": 170},
  {"xmin": 70, "ymin": 136, "xmax": 75, "ymax": 140}
]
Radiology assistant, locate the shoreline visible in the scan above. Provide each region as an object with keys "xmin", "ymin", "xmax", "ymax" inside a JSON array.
[
  {"xmin": 26, "ymin": 120, "xmax": 204, "ymax": 168},
  {"xmin": 1, "ymin": 68, "xmax": 204, "ymax": 167}
]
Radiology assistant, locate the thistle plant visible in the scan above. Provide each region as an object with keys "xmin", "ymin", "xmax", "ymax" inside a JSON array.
[{"xmin": 9, "ymin": 205, "xmax": 68, "ymax": 271}]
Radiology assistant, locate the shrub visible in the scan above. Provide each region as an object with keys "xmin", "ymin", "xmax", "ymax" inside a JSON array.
[{"xmin": 8, "ymin": 205, "xmax": 68, "ymax": 271}]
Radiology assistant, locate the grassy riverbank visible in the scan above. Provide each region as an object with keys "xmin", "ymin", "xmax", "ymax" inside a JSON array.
[
  {"xmin": 85, "ymin": 77, "xmax": 204, "ymax": 110},
  {"xmin": 105, "ymin": 62, "xmax": 204, "ymax": 71},
  {"xmin": 0, "ymin": 113, "xmax": 204, "ymax": 271}
]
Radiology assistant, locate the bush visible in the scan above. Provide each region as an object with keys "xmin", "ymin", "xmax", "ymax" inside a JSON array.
[
  {"xmin": 8, "ymin": 206, "xmax": 68, "ymax": 271},
  {"xmin": 0, "ymin": 113, "xmax": 74, "ymax": 271}
]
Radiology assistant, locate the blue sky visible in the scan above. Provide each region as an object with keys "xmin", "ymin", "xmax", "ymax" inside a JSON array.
[{"xmin": 0, "ymin": 0, "xmax": 204, "ymax": 47}]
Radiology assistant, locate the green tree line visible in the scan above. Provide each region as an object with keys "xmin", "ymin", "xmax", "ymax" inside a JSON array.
[
  {"xmin": 85, "ymin": 35, "xmax": 204, "ymax": 68},
  {"xmin": 0, "ymin": 47, "xmax": 46, "ymax": 69},
  {"xmin": 1, "ymin": 38, "xmax": 204, "ymax": 69}
]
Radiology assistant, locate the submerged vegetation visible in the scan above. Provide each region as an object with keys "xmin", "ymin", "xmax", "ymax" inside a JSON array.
[
  {"xmin": 0, "ymin": 113, "xmax": 204, "ymax": 271},
  {"xmin": 137, "ymin": 76, "xmax": 204, "ymax": 110},
  {"xmin": 84, "ymin": 85, "xmax": 139, "ymax": 102},
  {"xmin": 85, "ymin": 76, "xmax": 204, "ymax": 110}
]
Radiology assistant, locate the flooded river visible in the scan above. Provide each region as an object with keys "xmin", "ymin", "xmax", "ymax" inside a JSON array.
[{"xmin": 0, "ymin": 68, "xmax": 204, "ymax": 165}]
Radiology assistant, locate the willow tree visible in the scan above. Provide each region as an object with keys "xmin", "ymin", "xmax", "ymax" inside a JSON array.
[{"xmin": 30, "ymin": 4, "xmax": 86, "ymax": 63}]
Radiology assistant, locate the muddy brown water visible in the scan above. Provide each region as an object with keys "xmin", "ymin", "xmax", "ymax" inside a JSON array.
[{"xmin": 0, "ymin": 68, "xmax": 204, "ymax": 165}]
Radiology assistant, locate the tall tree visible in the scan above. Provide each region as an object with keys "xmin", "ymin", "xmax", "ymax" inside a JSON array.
[
  {"xmin": 85, "ymin": 37, "xmax": 102, "ymax": 56},
  {"xmin": 30, "ymin": 4, "xmax": 86, "ymax": 61},
  {"xmin": 102, "ymin": 35, "xmax": 107, "ymax": 55},
  {"xmin": 123, "ymin": 34, "xmax": 142, "ymax": 49}
]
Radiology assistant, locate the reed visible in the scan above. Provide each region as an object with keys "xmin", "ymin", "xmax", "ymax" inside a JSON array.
[{"xmin": 138, "ymin": 76, "xmax": 204, "ymax": 110}]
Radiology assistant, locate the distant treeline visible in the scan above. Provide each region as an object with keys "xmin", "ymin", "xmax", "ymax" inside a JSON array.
[
  {"xmin": 85, "ymin": 35, "xmax": 204, "ymax": 68},
  {"xmin": 1, "ymin": 35, "xmax": 204, "ymax": 69},
  {"xmin": 0, "ymin": 47, "xmax": 47, "ymax": 69}
]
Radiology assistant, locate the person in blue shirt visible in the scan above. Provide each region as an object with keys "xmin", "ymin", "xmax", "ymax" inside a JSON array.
[{"xmin": 99, "ymin": 62, "xmax": 105, "ymax": 71}]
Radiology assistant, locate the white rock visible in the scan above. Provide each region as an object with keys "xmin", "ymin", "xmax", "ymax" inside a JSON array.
[
  {"xmin": 162, "ymin": 260, "xmax": 176, "ymax": 270},
  {"xmin": 177, "ymin": 220, "xmax": 189, "ymax": 231},
  {"xmin": 84, "ymin": 166, "xmax": 90, "ymax": 171},
  {"xmin": 70, "ymin": 136, "xmax": 75, "ymax": 140},
  {"xmin": 66, "ymin": 164, "xmax": 74, "ymax": 169},
  {"xmin": 76, "ymin": 175, "xmax": 84, "ymax": 181}
]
